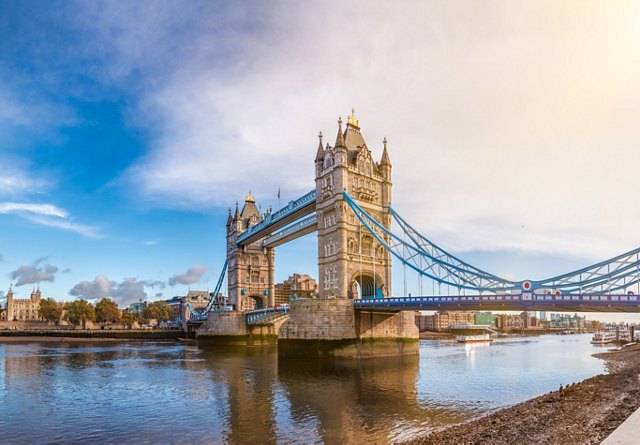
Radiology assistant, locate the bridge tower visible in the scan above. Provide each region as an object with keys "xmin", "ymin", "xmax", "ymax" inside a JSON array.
[
  {"xmin": 226, "ymin": 194, "xmax": 275, "ymax": 311},
  {"xmin": 315, "ymin": 111, "xmax": 392, "ymax": 299}
]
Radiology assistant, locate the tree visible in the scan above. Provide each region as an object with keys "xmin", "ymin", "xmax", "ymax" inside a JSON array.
[
  {"xmin": 38, "ymin": 298, "xmax": 62, "ymax": 323},
  {"xmin": 64, "ymin": 300, "xmax": 96, "ymax": 329},
  {"xmin": 120, "ymin": 311, "xmax": 134, "ymax": 327},
  {"xmin": 95, "ymin": 298, "xmax": 120, "ymax": 323},
  {"xmin": 142, "ymin": 301, "xmax": 171, "ymax": 323}
]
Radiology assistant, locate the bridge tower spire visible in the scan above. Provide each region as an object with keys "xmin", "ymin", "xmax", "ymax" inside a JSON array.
[{"xmin": 315, "ymin": 112, "xmax": 392, "ymax": 299}]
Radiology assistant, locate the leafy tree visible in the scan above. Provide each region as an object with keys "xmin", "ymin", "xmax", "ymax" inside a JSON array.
[
  {"xmin": 64, "ymin": 300, "xmax": 96, "ymax": 329},
  {"xmin": 38, "ymin": 298, "xmax": 62, "ymax": 323},
  {"xmin": 120, "ymin": 311, "xmax": 135, "ymax": 327},
  {"xmin": 142, "ymin": 301, "xmax": 171, "ymax": 323},
  {"xmin": 95, "ymin": 298, "xmax": 120, "ymax": 323}
]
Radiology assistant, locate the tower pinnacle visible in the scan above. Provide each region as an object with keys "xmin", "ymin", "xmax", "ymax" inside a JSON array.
[{"xmin": 335, "ymin": 117, "xmax": 345, "ymax": 147}]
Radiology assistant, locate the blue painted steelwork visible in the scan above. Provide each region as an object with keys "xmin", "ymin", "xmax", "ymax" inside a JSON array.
[
  {"xmin": 185, "ymin": 260, "xmax": 228, "ymax": 321},
  {"xmin": 344, "ymin": 190, "xmax": 640, "ymax": 296},
  {"xmin": 354, "ymin": 294, "xmax": 640, "ymax": 312},
  {"xmin": 343, "ymin": 191, "xmax": 518, "ymax": 292},
  {"xmin": 245, "ymin": 307, "xmax": 289, "ymax": 325},
  {"xmin": 262, "ymin": 214, "xmax": 317, "ymax": 248},
  {"xmin": 236, "ymin": 190, "xmax": 316, "ymax": 245}
]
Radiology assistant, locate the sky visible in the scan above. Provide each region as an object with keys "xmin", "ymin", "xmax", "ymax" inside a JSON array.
[{"xmin": 2, "ymin": 1, "xmax": 640, "ymax": 322}]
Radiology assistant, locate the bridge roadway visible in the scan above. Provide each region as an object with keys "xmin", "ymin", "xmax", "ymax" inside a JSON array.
[{"xmin": 353, "ymin": 293, "xmax": 640, "ymax": 312}]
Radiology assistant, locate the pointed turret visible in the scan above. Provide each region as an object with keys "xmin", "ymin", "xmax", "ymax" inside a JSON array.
[
  {"xmin": 226, "ymin": 208, "xmax": 233, "ymax": 227},
  {"xmin": 334, "ymin": 117, "xmax": 345, "ymax": 148},
  {"xmin": 234, "ymin": 201, "xmax": 240, "ymax": 219},
  {"xmin": 380, "ymin": 137, "xmax": 391, "ymax": 166},
  {"xmin": 315, "ymin": 131, "xmax": 324, "ymax": 162}
]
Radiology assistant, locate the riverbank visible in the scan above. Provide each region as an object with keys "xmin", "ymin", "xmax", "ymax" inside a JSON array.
[{"xmin": 407, "ymin": 343, "xmax": 640, "ymax": 444}]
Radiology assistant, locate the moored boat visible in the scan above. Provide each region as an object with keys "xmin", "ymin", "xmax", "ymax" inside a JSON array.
[
  {"xmin": 456, "ymin": 334, "xmax": 493, "ymax": 343},
  {"xmin": 590, "ymin": 331, "xmax": 616, "ymax": 344}
]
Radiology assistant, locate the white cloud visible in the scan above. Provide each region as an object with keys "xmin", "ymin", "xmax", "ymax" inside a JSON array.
[
  {"xmin": 10, "ymin": 262, "xmax": 59, "ymax": 287},
  {"xmin": 25, "ymin": 215, "xmax": 102, "ymax": 239},
  {"xmin": 169, "ymin": 265, "xmax": 207, "ymax": 286},
  {"xmin": 0, "ymin": 202, "xmax": 68, "ymax": 218},
  {"xmin": 59, "ymin": 1, "xmax": 640, "ymax": 264},
  {"xmin": 69, "ymin": 276, "xmax": 165, "ymax": 307},
  {"xmin": 0, "ymin": 201, "xmax": 102, "ymax": 239}
]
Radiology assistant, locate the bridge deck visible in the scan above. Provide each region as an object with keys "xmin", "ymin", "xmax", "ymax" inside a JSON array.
[
  {"xmin": 236, "ymin": 190, "xmax": 316, "ymax": 246},
  {"xmin": 354, "ymin": 294, "xmax": 640, "ymax": 313}
]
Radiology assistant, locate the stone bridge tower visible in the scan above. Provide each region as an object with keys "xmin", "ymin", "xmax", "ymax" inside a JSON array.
[
  {"xmin": 226, "ymin": 194, "xmax": 275, "ymax": 311},
  {"xmin": 315, "ymin": 111, "xmax": 392, "ymax": 299}
]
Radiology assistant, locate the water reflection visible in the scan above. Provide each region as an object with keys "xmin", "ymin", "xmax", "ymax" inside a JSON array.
[{"xmin": 0, "ymin": 335, "xmax": 606, "ymax": 444}]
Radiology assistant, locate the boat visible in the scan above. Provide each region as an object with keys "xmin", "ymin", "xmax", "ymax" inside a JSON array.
[
  {"xmin": 456, "ymin": 333, "xmax": 493, "ymax": 343},
  {"xmin": 590, "ymin": 331, "xmax": 616, "ymax": 344}
]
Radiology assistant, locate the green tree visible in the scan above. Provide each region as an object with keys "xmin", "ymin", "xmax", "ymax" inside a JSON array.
[
  {"xmin": 120, "ymin": 311, "xmax": 135, "ymax": 327},
  {"xmin": 95, "ymin": 298, "xmax": 120, "ymax": 323},
  {"xmin": 38, "ymin": 298, "xmax": 63, "ymax": 323},
  {"xmin": 64, "ymin": 300, "xmax": 96, "ymax": 329},
  {"xmin": 142, "ymin": 301, "xmax": 171, "ymax": 323}
]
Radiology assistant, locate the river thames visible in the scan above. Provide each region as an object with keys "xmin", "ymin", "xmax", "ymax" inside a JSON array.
[{"xmin": 0, "ymin": 334, "xmax": 605, "ymax": 443}]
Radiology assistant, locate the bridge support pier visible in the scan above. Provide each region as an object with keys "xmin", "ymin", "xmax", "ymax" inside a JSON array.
[
  {"xmin": 278, "ymin": 299, "xmax": 419, "ymax": 358},
  {"xmin": 196, "ymin": 311, "xmax": 285, "ymax": 347}
]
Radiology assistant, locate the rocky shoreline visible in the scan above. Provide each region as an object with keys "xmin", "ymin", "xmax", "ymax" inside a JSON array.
[{"xmin": 406, "ymin": 343, "xmax": 640, "ymax": 444}]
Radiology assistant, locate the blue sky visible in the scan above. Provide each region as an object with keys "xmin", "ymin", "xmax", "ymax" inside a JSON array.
[{"xmin": 2, "ymin": 1, "xmax": 640, "ymax": 322}]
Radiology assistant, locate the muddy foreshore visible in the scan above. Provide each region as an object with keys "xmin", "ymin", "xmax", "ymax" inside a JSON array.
[{"xmin": 406, "ymin": 343, "xmax": 640, "ymax": 444}]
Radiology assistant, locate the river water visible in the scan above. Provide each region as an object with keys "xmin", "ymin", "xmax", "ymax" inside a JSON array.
[{"xmin": 0, "ymin": 334, "xmax": 605, "ymax": 444}]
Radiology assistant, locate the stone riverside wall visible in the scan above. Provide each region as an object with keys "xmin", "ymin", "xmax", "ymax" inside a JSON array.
[
  {"xmin": 278, "ymin": 299, "xmax": 419, "ymax": 358},
  {"xmin": 0, "ymin": 330, "xmax": 183, "ymax": 340},
  {"xmin": 196, "ymin": 312, "xmax": 287, "ymax": 346}
]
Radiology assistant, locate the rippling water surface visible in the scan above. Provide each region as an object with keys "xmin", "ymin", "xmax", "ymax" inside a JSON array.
[{"xmin": 0, "ymin": 334, "xmax": 605, "ymax": 443}]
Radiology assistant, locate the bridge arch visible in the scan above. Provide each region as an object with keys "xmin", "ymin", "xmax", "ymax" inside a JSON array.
[
  {"xmin": 242, "ymin": 294, "xmax": 266, "ymax": 311},
  {"xmin": 349, "ymin": 272, "xmax": 385, "ymax": 299}
]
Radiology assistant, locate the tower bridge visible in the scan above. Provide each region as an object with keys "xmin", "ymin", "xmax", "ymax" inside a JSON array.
[{"xmin": 196, "ymin": 111, "xmax": 640, "ymax": 356}]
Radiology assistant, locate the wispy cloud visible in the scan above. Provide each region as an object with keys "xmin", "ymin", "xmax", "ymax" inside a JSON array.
[
  {"xmin": 10, "ymin": 261, "xmax": 59, "ymax": 287},
  {"xmin": 69, "ymin": 275, "xmax": 166, "ymax": 306},
  {"xmin": 0, "ymin": 201, "xmax": 102, "ymax": 238},
  {"xmin": 0, "ymin": 202, "xmax": 68, "ymax": 218},
  {"xmin": 108, "ymin": 1, "xmax": 640, "ymax": 262},
  {"xmin": 169, "ymin": 265, "xmax": 207, "ymax": 286},
  {"xmin": 26, "ymin": 215, "xmax": 102, "ymax": 239}
]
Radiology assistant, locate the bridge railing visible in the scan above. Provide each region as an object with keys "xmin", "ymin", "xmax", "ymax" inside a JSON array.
[
  {"xmin": 245, "ymin": 307, "xmax": 289, "ymax": 325},
  {"xmin": 236, "ymin": 189, "xmax": 316, "ymax": 244}
]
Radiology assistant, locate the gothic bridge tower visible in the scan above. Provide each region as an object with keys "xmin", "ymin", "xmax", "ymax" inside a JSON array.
[
  {"xmin": 226, "ymin": 193, "xmax": 275, "ymax": 311},
  {"xmin": 315, "ymin": 111, "xmax": 392, "ymax": 299}
]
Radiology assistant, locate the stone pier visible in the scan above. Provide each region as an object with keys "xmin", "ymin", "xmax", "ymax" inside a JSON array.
[
  {"xmin": 197, "ymin": 311, "xmax": 287, "ymax": 347},
  {"xmin": 278, "ymin": 299, "xmax": 419, "ymax": 358}
]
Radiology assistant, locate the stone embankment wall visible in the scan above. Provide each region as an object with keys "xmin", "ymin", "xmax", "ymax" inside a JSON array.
[{"xmin": 0, "ymin": 330, "xmax": 183, "ymax": 340}]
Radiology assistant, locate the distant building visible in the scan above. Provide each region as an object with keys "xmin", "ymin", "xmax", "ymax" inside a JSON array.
[
  {"xmin": 495, "ymin": 313, "xmax": 525, "ymax": 330},
  {"xmin": 273, "ymin": 274, "xmax": 318, "ymax": 306},
  {"xmin": 171, "ymin": 290, "xmax": 218, "ymax": 321},
  {"xmin": 129, "ymin": 300, "xmax": 147, "ymax": 314},
  {"xmin": 164, "ymin": 296, "xmax": 183, "ymax": 321},
  {"xmin": 5, "ymin": 287, "xmax": 42, "ymax": 321},
  {"xmin": 474, "ymin": 312, "xmax": 497, "ymax": 327},
  {"xmin": 418, "ymin": 311, "xmax": 475, "ymax": 331}
]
